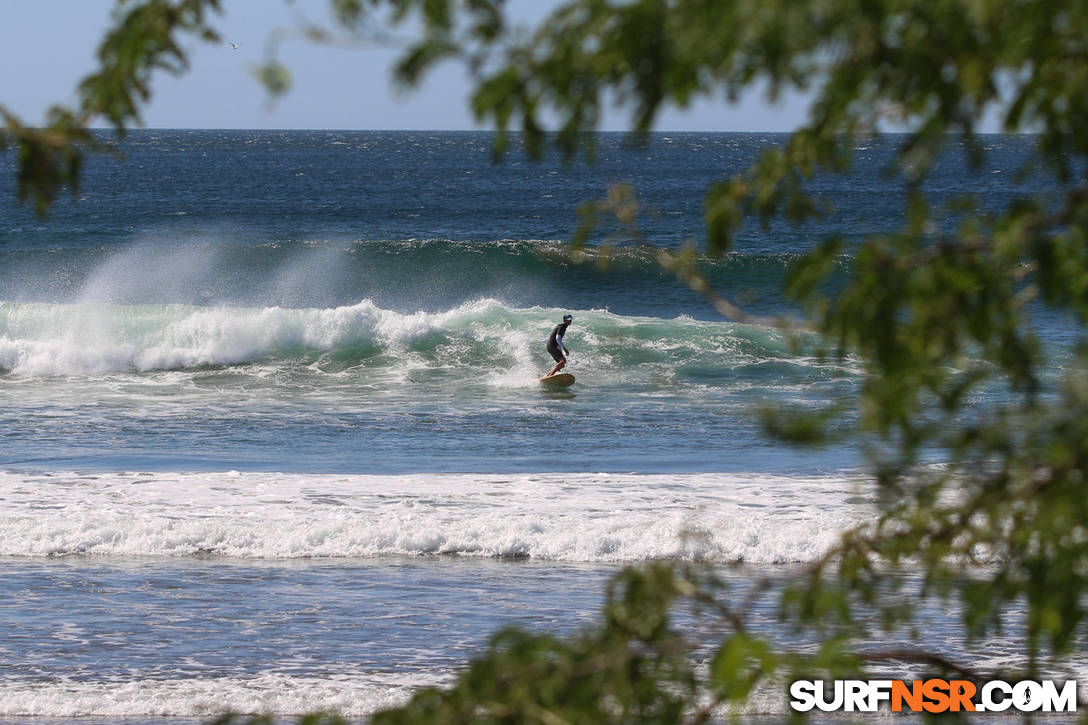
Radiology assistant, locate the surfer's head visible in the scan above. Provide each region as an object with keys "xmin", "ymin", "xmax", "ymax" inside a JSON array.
[{"xmin": 562, "ymin": 314, "xmax": 573, "ymax": 324}]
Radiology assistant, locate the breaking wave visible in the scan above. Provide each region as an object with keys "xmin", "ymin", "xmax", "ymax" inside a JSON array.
[{"xmin": 0, "ymin": 298, "xmax": 827, "ymax": 380}]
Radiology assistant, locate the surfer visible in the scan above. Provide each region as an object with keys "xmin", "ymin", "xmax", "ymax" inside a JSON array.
[{"xmin": 545, "ymin": 314, "xmax": 573, "ymax": 377}]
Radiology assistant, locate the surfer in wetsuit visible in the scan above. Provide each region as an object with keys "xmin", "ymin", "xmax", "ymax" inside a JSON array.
[{"xmin": 545, "ymin": 314, "xmax": 573, "ymax": 377}]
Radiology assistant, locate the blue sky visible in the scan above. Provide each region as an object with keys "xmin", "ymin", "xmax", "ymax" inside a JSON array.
[{"xmin": 1, "ymin": 0, "xmax": 811, "ymax": 131}]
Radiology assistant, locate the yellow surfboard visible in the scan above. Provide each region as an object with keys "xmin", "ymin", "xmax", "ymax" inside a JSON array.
[{"xmin": 538, "ymin": 373, "xmax": 575, "ymax": 387}]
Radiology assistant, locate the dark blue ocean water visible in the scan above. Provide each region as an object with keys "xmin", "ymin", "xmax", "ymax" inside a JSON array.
[
  {"xmin": 0, "ymin": 131, "xmax": 1055, "ymax": 475},
  {"xmin": 0, "ymin": 131, "xmax": 1079, "ymax": 722}
]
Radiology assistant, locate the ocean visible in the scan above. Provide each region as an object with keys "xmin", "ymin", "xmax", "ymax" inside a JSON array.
[{"xmin": 0, "ymin": 131, "xmax": 1080, "ymax": 722}]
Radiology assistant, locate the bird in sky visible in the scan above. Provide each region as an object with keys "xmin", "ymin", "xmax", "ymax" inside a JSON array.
[{"xmin": 229, "ymin": 42, "xmax": 240, "ymax": 49}]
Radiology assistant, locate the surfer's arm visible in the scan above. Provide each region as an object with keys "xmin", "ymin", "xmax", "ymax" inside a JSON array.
[{"xmin": 557, "ymin": 334, "xmax": 569, "ymax": 355}]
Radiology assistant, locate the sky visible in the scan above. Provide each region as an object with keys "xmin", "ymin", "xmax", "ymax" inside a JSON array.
[{"xmin": 0, "ymin": 0, "xmax": 811, "ymax": 132}]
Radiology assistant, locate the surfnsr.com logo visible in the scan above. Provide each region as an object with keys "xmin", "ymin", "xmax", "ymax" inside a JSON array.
[{"xmin": 789, "ymin": 679, "xmax": 1078, "ymax": 713}]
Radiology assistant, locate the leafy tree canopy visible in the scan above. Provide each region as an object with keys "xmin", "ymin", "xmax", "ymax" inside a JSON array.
[{"xmin": 5, "ymin": 0, "xmax": 1088, "ymax": 721}]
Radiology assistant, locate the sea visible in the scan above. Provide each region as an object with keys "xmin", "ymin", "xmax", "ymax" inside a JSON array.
[{"xmin": 0, "ymin": 130, "xmax": 1082, "ymax": 723}]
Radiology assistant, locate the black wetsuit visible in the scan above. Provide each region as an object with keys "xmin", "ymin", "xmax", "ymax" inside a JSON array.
[{"xmin": 547, "ymin": 322, "xmax": 570, "ymax": 362}]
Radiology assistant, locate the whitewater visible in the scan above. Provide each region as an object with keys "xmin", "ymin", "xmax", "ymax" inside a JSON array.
[
  {"xmin": 0, "ymin": 297, "xmax": 806, "ymax": 378},
  {"xmin": 0, "ymin": 470, "xmax": 868, "ymax": 562}
]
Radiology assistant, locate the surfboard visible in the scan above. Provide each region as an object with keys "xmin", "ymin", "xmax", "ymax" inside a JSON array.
[{"xmin": 539, "ymin": 373, "xmax": 575, "ymax": 386}]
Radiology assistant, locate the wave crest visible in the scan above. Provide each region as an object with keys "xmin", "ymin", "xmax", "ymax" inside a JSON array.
[{"xmin": 0, "ymin": 299, "xmax": 808, "ymax": 379}]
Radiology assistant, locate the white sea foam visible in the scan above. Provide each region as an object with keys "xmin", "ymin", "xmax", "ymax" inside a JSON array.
[
  {"xmin": 0, "ymin": 470, "xmax": 872, "ymax": 563},
  {"xmin": 0, "ymin": 299, "xmax": 413, "ymax": 376},
  {"xmin": 0, "ymin": 671, "xmax": 438, "ymax": 719},
  {"xmin": 10, "ymin": 669, "xmax": 1082, "ymax": 720}
]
